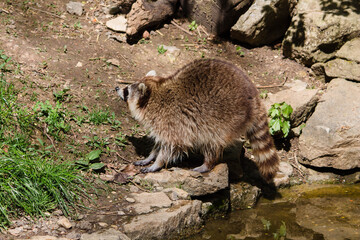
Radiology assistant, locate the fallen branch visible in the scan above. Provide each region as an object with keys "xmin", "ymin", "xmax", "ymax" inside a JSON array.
[
  {"xmin": 43, "ymin": 123, "xmax": 57, "ymax": 152},
  {"xmin": 116, "ymin": 79, "xmax": 135, "ymax": 84},
  {"xmin": 256, "ymin": 77, "xmax": 288, "ymax": 89},
  {"xmin": 171, "ymin": 20, "xmax": 194, "ymax": 36},
  {"xmin": 0, "ymin": 8, "xmax": 10, "ymax": 14},
  {"xmin": 199, "ymin": 25, "xmax": 209, "ymax": 37}
]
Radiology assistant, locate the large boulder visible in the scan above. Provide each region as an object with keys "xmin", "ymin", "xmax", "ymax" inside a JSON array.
[
  {"xmin": 299, "ymin": 78, "xmax": 360, "ymax": 170},
  {"xmin": 230, "ymin": 0, "xmax": 294, "ymax": 46},
  {"xmin": 180, "ymin": 0, "xmax": 253, "ymax": 35},
  {"xmin": 283, "ymin": 0, "xmax": 360, "ymax": 66}
]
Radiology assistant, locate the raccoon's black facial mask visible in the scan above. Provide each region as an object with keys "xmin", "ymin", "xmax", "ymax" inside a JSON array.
[
  {"xmin": 122, "ymin": 87, "xmax": 129, "ymax": 102},
  {"xmin": 115, "ymin": 86, "xmax": 129, "ymax": 102}
]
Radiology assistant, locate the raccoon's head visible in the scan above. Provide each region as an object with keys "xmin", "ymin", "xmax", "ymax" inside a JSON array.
[{"xmin": 115, "ymin": 82, "xmax": 150, "ymax": 120}]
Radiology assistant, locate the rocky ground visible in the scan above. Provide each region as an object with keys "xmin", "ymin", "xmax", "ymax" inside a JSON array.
[{"xmin": 0, "ymin": 0, "xmax": 359, "ymax": 240}]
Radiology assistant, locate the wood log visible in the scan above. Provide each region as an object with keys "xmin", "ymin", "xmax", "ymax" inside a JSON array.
[{"xmin": 126, "ymin": 0, "xmax": 179, "ymax": 42}]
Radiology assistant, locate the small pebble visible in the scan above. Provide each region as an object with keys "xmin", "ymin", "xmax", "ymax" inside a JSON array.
[{"xmin": 125, "ymin": 197, "xmax": 135, "ymax": 203}]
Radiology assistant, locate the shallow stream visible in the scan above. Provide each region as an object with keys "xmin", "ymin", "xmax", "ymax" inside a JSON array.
[{"xmin": 188, "ymin": 184, "xmax": 360, "ymax": 240}]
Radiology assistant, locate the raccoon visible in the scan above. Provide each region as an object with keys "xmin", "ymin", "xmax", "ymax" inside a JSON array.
[{"xmin": 115, "ymin": 59, "xmax": 279, "ymax": 181}]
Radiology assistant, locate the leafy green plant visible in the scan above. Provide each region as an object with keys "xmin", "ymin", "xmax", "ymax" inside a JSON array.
[
  {"xmin": 88, "ymin": 107, "xmax": 111, "ymax": 125},
  {"xmin": 73, "ymin": 21, "xmax": 82, "ymax": 30},
  {"xmin": 236, "ymin": 46, "xmax": 245, "ymax": 57},
  {"xmin": 157, "ymin": 45, "xmax": 167, "ymax": 54},
  {"xmin": 115, "ymin": 133, "xmax": 127, "ymax": 149},
  {"xmin": 76, "ymin": 149, "xmax": 105, "ymax": 170},
  {"xmin": 261, "ymin": 218, "xmax": 271, "ymax": 231},
  {"xmin": 268, "ymin": 102, "xmax": 293, "ymax": 138},
  {"xmin": 188, "ymin": 20, "xmax": 198, "ymax": 31},
  {"xmin": 53, "ymin": 88, "xmax": 71, "ymax": 102},
  {"xmin": 273, "ymin": 221, "xmax": 286, "ymax": 240},
  {"xmin": 259, "ymin": 90, "xmax": 268, "ymax": 99},
  {"xmin": 83, "ymin": 135, "xmax": 110, "ymax": 150},
  {"xmin": 34, "ymin": 101, "xmax": 71, "ymax": 140}
]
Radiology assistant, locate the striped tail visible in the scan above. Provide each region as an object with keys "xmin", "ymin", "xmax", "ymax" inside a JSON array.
[{"xmin": 246, "ymin": 111, "xmax": 279, "ymax": 182}]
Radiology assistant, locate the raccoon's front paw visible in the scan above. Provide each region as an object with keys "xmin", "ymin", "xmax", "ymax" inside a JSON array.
[
  {"xmin": 134, "ymin": 159, "xmax": 151, "ymax": 166},
  {"xmin": 140, "ymin": 164, "xmax": 162, "ymax": 173},
  {"xmin": 193, "ymin": 164, "xmax": 211, "ymax": 173}
]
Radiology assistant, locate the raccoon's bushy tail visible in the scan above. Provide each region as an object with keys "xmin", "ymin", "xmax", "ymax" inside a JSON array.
[{"xmin": 246, "ymin": 111, "xmax": 279, "ymax": 182}]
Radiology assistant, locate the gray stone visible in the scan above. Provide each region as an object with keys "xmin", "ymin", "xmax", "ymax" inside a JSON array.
[
  {"xmin": 336, "ymin": 38, "xmax": 360, "ymax": 63},
  {"xmin": 57, "ymin": 217, "xmax": 72, "ymax": 229},
  {"xmin": 163, "ymin": 187, "xmax": 190, "ymax": 200},
  {"xmin": 324, "ymin": 58, "xmax": 360, "ymax": 82},
  {"xmin": 263, "ymin": 80, "xmax": 320, "ymax": 127},
  {"xmin": 80, "ymin": 228, "xmax": 130, "ymax": 240},
  {"xmin": 180, "ymin": 0, "xmax": 252, "ymax": 35},
  {"xmin": 123, "ymin": 200, "xmax": 202, "ymax": 240},
  {"xmin": 310, "ymin": 62, "xmax": 326, "ymax": 82},
  {"xmin": 230, "ymin": 182, "xmax": 261, "ymax": 210},
  {"xmin": 127, "ymin": 192, "xmax": 172, "ymax": 214},
  {"xmin": 66, "ymin": 2, "xmax": 83, "ymax": 16},
  {"xmin": 283, "ymin": 0, "xmax": 360, "ymax": 66},
  {"xmin": 299, "ymin": 78, "xmax": 360, "ymax": 170},
  {"xmin": 106, "ymin": 15, "xmax": 127, "ymax": 33},
  {"xmin": 134, "ymin": 163, "xmax": 229, "ymax": 196},
  {"xmin": 230, "ymin": 0, "xmax": 293, "ymax": 46}
]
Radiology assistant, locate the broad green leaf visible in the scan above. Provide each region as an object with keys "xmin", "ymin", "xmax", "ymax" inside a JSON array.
[
  {"xmin": 281, "ymin": 103, "xmax": 293, "ymax": 119},
  {"xmin": 86, "ymin": 149, "xmax": 102, "ymax": 161},
  {"xmin": 279, "ymin": 221, "xmax": 286, "ymax": 236},
  {"xmin": 89, "ymin": 162, "xmax": 105, "ymax": 170},
  {"xmin": 271, "ymin": 118, "xmax": 281, "ymax": 133},
  {"xmin": 282, "ymin": 121, "xmax": 291, "ymax": 137},
  {"xmin": 75, "ymin": 159, "xmax": 89, "ymax": 166},
  {"xmin": 269, "ymin": 108, "xmax": 280, "ymax": 118}
]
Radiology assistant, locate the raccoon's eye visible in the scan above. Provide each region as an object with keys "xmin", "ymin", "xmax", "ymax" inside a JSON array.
[{"xmin": 123, "ymin": 87, "xmax": 129, "ymax": 102}]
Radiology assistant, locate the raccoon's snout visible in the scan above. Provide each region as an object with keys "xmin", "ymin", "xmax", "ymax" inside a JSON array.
[{"xmin": 116, "ymin": 86, "xmax": 128, "ymax": 102}]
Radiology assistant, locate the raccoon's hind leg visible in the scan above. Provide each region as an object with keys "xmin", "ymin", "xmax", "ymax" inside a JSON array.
[
  {"xmin": 193, "ymin": 146, "xmax": 221, "ymax": 173},
  {"xmin": 133, "ymin": 147, "xmax": 159, "ymax": 166}
]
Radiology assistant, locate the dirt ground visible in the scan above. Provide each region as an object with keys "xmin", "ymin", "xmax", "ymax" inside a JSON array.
[{"xmin": 0, "ymin": 0, "xmax": 319, "ymax": 239}]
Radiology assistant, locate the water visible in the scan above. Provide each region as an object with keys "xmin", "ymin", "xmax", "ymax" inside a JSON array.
[{"xmin": 188, "ymin": 184, "xmax": 360, "ymax": 240}]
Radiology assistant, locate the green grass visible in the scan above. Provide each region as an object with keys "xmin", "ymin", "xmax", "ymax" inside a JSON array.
[
  {"xmin": 0, "ymin": 152, "xmax": 89, "ymax": 228},
  {"xmin": 0, "ymin": 50, "xmax": 91, "ymax": 228}
]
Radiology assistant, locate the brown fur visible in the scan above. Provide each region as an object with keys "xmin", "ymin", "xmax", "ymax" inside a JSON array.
[{"xmin": 116, "ymin": 59, "xmax": 279, "ymax": 181}]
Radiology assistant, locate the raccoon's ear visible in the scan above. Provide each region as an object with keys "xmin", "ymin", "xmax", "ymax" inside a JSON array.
[{"xmin": 138, "ymin": 83, "xmax": 147, "ymax": 95}]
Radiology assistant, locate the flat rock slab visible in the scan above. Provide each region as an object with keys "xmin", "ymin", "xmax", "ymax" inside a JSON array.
[
  {"xmin": 80, "ymin": 228, "xmax": 131, "ymax": 240},
  {"xmin": 324, "ymin": 58, "xmax": 360, "ymax": 82},
  {"xmin": 299, "ymin": 78, "xmax": 360, "ymax": 170},
  {"xmin": 263, "ymin": 80, "xmax": 320, "ymax": 127},
  {"xmin": 127, "ymin": 192, "xmax": 172, "ymax": 214},
  {"xmin": 134, "ymin": 163, "xmax": 229, "ymax": 196},
  {"xmin": 106, "ymin": 15, "xmax": 127, "ymax": 32},
  {"xmin": 123, "ymin": 200, "xmax": 202, "ymax": 240}
]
